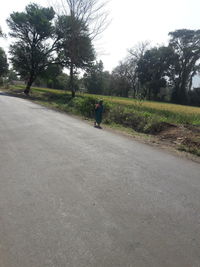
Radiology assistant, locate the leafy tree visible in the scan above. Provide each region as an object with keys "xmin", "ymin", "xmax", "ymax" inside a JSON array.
[
  {"xmin": 188, "ymin": 87, "xmax": 200, "ymax": 106},
  {"xmin": 84, "ymin": 60, "xmax": 106, "ymax": 94},
  {"xmin": 110, "ymin": 62, "xmax": 132, "ymax": 97},
  {"xmin": 36, "ymin": 70, "xmax": 70, "ymax": 90},
  {"xmin": 169, "ymin": 29, "xmax": 200, "ymax": 104},
  {"xmin": 137, "ymin": 46, "xmax": 175, "ymax": 100},
  {"xmin": 0, "ymin": 47, "xmax": 8, "ymax": 78},
  {"xmin": 7, "ymin": 3, "xmax": 56, "ymax": 95},
  {"xmin": 101, "ymin": 71, "xmax": 112, "ymax": 95},
  {"xmin": 54, "ymin": 73, "xmax": 70, "ymax": 90},
  {"xmin": 37, "ymin": 64, "xmax": 63, "ymax": 88},
  {"xmin": 8, "ymin": 69, "xmax": 19, "ymax": 83},
  {"xmin": 56, "ymin": 15, "xmax": 95, "ymax": 97}
]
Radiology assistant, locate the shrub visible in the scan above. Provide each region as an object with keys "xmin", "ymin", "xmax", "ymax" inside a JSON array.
[{"xmin": 72, "ymin": 96, "xmax": 96, "ymax": 117}]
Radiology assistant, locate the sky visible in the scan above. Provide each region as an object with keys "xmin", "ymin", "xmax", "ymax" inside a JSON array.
[{"xmin": 0, "ymin": 0, "xmax": 200, "ymax": 72}]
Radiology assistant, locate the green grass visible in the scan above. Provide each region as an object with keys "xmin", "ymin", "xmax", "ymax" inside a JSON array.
[
  {"xmin": 5, "ymin": 86, "xmax": 200, "ymax": 125},
  {"xmin": 178, "ymin": 145, "xmax": 200, "ymax": 157},
  {"xmin": 83, "ymin": 93, "xmax": 200, "ymax": 125},
  {"xmin": 2, "ymin": 85, "xmax": 200, "ymax": 157},
  {"xmin": 6, "ymin": 85, "xmax": 200, "ymax": 127}
]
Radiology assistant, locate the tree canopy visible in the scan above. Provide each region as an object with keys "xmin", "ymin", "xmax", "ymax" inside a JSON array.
[
  {"xmin": 1, "ymin": 2, "xmax": 200, "ymax": 106},
  {"xmin": 137, "ymin": 46, "xmax": 175, "ymax": 100},
  {"xmin": 84, "ymin": 60, "xmax": 104, "ymax": 94},
  {"xmin": 56, "ymin": 15, "xmax": 95, "ymax": 97},
  {"xmin": 7, "ymin": 3, "xmax": 56, "ymax": 94},
  {"xmin": 108, "ymin": 31, "xmax": 200, "ymax": 105},
  {"xmin": 169, "ymin": 29, "xmax": 200, "ymax": 104},
  {"xmin": 0, "ymin": 47, "xmax": 8, "ymax": 78},
  {"xmin": 56, "ymin": 0, "xmax": 109, "ymax": 39}
]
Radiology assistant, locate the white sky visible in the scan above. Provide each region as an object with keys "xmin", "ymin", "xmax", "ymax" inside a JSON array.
[{"xmin": 0, "ymin": 0, "xmax": 200, "ymax": 71}]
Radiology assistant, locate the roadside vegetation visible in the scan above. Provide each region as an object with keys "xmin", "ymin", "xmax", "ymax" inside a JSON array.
[
  {"xmin": 4, "ymin": 85, "xmax": 200, "ymax": 157},
  {"xmin": 0, "ymin": 1, "xmax": 200, "ymax": 157}
]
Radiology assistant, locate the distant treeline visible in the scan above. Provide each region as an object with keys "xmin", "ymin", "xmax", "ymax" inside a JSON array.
[{"xmin": 0, "ymin": 2, "xmax": 200, "ymax": 106}]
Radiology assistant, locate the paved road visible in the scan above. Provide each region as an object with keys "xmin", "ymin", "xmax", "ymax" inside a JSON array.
[{"xmin": 0, "ymin": 93, "xmax": 200, "ymax": 267}]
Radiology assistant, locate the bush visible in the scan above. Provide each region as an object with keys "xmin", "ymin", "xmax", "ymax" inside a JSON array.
[
  {"xmin": 104, "ymin": 104, "xmax": 165, "ymax": 133},
  {"xmin": 73, "ymin": 97, "xmax": 96, "ymax": 117},
  {"xmin": 65, "ymin": 96, "xmax": 111, "ymax": 119}
]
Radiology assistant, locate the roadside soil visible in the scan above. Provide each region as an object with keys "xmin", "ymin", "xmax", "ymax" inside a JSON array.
[
  {"xmin": 102, "ymin": 122, "xmax": 200, "ymax": 163},
  {"xmin": 157, "ymin": 124, "xmax": 200, "ymax": 146}
]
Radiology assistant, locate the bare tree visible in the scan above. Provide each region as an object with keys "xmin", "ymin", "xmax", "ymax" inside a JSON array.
[
  {"xmin": 126, "ymin": 41, "xmax": 151, "ymax": 98},
  {"xmin": 128, "ymin": 41, "xmax": 150, "ymax": 61},
  {"xmin": 53, "ymin": 0, "xmax": 109, "ymax": 39}
]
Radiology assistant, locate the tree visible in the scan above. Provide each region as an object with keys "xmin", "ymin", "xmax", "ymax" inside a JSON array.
[
  {"xmin": 53, "ymin": 0, "xmax": 109, "ymax": 97},
  {"xmin": 0, "ymin": 26, "xmax": 6, "ymax": 38},
  {"xmin": 7, "ymin": 3, "xmax": 56, "ymax": 95},
  {"xmin": 169, "ymin": 29, "xmax": 200, "ymax": 104},
  {"xmin": 56, "ymin": 15, "xmax": 95, "ymax": 97},
  {"xmin": 84, "ymin": 60, "xmax": 106, "ymax": 94},
  {"xmin": 128, "ymin": 41, "xmax": 150, "ymax": 62},
  {"xmin": 37, "ymin": 64, "xmax": 63, "ymax": 88},
  {"xmin": 8, "ymin": 69, "xmax": 19, "ymax": 84},
  {"xmin": 127, "ymin": 41, "xmax": 151, "ymax": 98},
  {"xmin": 110, "ymin": 61, "xmax": 132, "ymax": 97},
  {"xmin": 137, "ymin": 46, "xmax": 175, "ymax": 100},
  {"xmin": 188, "ymin": 87, "xmax": 200, "ymax": 106},
  {"xmin": 54, "ymin": 73, "xmax": 70, "ymax": 90},
  {"xmin": 57, "ymin": 0, "xmax": 109, "ymax": 39},
  {"xmin": 0, "ymin": 47, "xmax": 8, "ymax": 78}
]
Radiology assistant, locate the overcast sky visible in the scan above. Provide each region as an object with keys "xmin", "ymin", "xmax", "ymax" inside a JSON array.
[{"xmin": 0, "ymin": 0, "xmax": 200, "ymax": 71}]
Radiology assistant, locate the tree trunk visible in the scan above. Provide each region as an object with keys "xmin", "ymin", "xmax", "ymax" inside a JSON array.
[
  {"xmin": 70, "ymin": 63, "xmax": 75, "ymax": 98},
  {"xmin": 179, "ymin": 71, "xmax": 188, "ymax": 104},
  {"xmin": 24, "ymin": 77, "xmax": 34, "ymax": 95},
  {"xmin": 148, "ymin": 88, "xmax": 151, "ymax": 100}
]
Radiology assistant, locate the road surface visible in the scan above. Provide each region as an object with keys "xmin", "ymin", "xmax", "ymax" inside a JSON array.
[{"xmin": 0, "ymin": 93, "xmax": 200, "ymax": 267}]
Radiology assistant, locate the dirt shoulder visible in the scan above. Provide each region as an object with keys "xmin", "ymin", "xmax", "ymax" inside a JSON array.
[{"xmin": 100, "ymin": 123, "xmax": 200, "ymax": 164}]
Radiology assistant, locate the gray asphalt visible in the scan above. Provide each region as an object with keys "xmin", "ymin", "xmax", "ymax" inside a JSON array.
[{"xmin": 0, "ymin": 93, "xmax": 200, "ymax": 267}]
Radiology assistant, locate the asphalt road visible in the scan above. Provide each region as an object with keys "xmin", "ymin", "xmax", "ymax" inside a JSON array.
[{"xmin": 0, "ymin": 93, "xmax": 200, "ymax": 267}]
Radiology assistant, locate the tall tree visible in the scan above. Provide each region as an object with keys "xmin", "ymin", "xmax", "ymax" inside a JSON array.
[
  {"xmin": 110, "ymin": 61, "xmax": 132, "ymax": 97},
  {"xmin": 0, "ymin": 47, "xmax": 8, "ymax": 78},
  {"xmin": 137, "ymin": 46, "xmax": 175, "ymax": 100},
  {"xmin": 169, "ymin": 29, "xmax": 200, "ymax": 104},
  {"xmin": 8, "ymin": 69, "xmax": 19, "ymax": 84},
  {"xmin": 57, "ymin": 0, "xmax": 109, "ymax": 39},
  {"xmin": 128, "ymin": 41, "xmax": 150, "ymax": 62},
  {"xmin": 188, "ymin": 87, "xmax": 200, "ymax": 106},
  {"xmin": 7, "ymin": 3, "xmax": 56, "ymax": 95},
  {"xmin": 53, "ymin": 0, "xmax": 109, "ymax": 97},
  {"xmin": 56, "ymin": 15, "xmax": 95, "ymax": 97},
  {"xmin": 83, "ymin": 60, "xmax": 105, "ymax": 94},
  {"xmin": 37, "ymin": 64, "xmax": 63, "ymax": 88},
  {"xmin": 127, "ymin": 41, "xmax": 151, "ymax": 98}
]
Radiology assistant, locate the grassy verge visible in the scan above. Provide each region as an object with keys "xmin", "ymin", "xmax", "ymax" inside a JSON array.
[
  {"xmin": 29, "ymin": 87, "xmax": 200, "ymax": 126},
  {"xmin": 2, "ymin": 86, "xmax": 200, "ymax": 157},
  {"xmin": 178, "ymin": 145, "xmax": 200, "ymax": 157}
]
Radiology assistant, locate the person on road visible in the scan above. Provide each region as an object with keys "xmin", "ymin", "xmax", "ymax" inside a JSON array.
[{"xmin": 94, "ymin": 100, "xmax": 104, "ymax": 128}]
